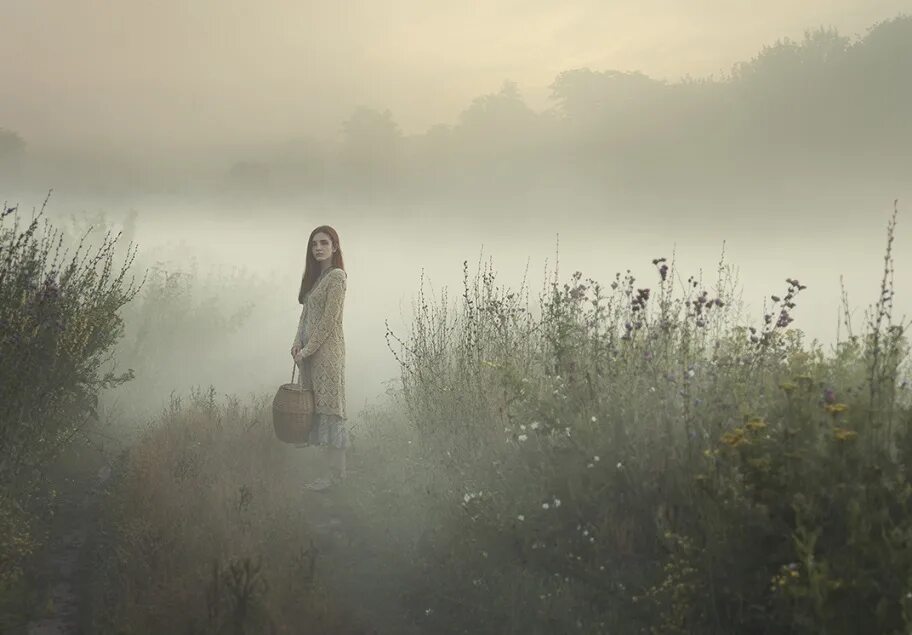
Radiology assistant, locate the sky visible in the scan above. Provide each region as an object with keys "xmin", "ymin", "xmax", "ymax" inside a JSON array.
[{"xmin": 1, "ymin": 0, "xmax": 909, "ymax": 158}]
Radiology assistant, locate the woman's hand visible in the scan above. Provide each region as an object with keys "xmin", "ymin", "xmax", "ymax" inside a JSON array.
[
  {"xmin": 293, "ymin": 347, "xmax": 306, "ymax": 363},
  {"xmin": 291, "ymin": 344, "xmax": 301, "ymax": 359}
]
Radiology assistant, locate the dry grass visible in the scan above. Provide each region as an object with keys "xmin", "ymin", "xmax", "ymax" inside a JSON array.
[{"xmin": 86, "ymin": 387, "xmax": 358, "ymax": 635}]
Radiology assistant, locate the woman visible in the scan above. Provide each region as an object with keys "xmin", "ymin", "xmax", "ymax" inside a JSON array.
[{"xmin": 291, "ymin": 225, "xmax": 348, "ymax": 491}]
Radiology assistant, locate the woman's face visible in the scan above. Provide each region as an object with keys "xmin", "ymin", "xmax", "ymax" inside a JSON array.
[{"xmin": 311, "ymin": 231, "xmax": 335, "ymax": 264}]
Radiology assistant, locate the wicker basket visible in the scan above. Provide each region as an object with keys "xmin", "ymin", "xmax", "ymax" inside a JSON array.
[{"xmin": 272, "ymin": 364, "xmax": 314, "ymax": 444}]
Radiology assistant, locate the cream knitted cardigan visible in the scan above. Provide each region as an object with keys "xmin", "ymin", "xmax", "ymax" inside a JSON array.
[{"xmin": 293, "ymin": 267, "xmax": 347, "ymax": 418}]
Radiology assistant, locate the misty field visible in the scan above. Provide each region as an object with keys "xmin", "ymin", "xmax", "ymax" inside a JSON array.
[{"xmin": 4, "ymin": 199, "xmax": 910, "ymax": 634}]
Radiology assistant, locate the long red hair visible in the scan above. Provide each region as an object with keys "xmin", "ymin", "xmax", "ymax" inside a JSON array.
[{"xmin": 298, "ymin": 225, "xmax": 345, "ymax": 304}]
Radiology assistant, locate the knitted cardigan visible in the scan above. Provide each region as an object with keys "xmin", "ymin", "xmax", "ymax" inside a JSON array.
[{"xmin": 293, "ymin": 267, "xmax": 347, "ymax": 418}]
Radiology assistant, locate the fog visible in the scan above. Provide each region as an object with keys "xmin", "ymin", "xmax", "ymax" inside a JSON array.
[
  {"xmin": 15, "ymin": 189, "xmax": 907, "ymax": 427},
  {"xmin": 2, "ymin": 0, "xmax": 910, "ymax": 490}
]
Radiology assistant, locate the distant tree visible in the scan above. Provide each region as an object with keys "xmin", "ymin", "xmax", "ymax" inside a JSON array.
[
  {"xmin": 338, "ymin": 106, "xmax": 403, "ymax": 191},
  {"xmin": 450, "ymin": 80, "xmax": 543, "ymax": 192},
  {"xmin": 455, "ymin": 80, "xmax": 538, "ymax": 148},
  {"xmin": 839, "ymin": 15, "xmax": 912, "ymax": 151},
  {"xmin": 548, "ymin": 68, "xmax": 666, "ymax": 127}
]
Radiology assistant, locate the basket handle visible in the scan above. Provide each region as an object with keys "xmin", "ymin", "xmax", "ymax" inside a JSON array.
[{"xmin": 291, "ymin": 362, "xmax": 297, "ymax": 384}]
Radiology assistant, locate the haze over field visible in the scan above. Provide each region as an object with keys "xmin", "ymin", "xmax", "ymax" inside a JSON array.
[
  {"xmin": 1, "ymin": 2, "xmax": 910, "ymax": 420},
  {"xmin": 5, "ymin": 5, "xmax": 912, "ymax": 633}
]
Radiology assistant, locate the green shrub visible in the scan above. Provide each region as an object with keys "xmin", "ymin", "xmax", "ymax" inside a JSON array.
[{"xmin": 0, "ymin": 196, "xmax": 139, "ymax": 590}]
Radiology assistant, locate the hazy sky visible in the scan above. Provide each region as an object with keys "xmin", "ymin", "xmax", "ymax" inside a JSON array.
[{"xmin": 1, "ymin": 0, "xmax": 908, "ymax": 157}]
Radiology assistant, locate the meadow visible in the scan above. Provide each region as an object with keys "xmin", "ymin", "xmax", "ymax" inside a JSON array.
[{"xmin": 2, "ymin": 201, "xmax": 911, "ymax": 634}]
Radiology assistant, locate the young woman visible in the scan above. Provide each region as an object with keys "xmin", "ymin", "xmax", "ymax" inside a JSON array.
[{"xmin": 291, "ymin": 225, "xmax": 348, "ymax": 491}]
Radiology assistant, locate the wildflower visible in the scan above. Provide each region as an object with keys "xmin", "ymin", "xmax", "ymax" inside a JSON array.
[
  {"xmin": 426, "ymin": 608, "xmax": 433, "ymax": 615},
  {"xmin": 824, "ymin": 403, "xmax": 849, "ymax": 415},
  {"xmin": 464, "ymin": 494, "xmax": 471, "ymax": 503},
  {"xmin": 587, "ymin": 463, "xmax": 594, "ymax": 468},
  {"xmin": 530, "ymin": 421, "xmax": 540, "ymax": 430},
  {"xmin": 721, "ymin": 428, "xmax": 749, "ymax": 447},
  {"xmin": 542, "ymin": 502, "xmax": 550, "ymax": 510},
  {"xmin": 518, "ymin": 434, "xmax": 528, "ymax": 442},
  {"xmin": 517, "ymin": 514, "xmax": 525, "ymax": 521},
  {"xmin": 834, "ymin": 428, "xmax": 857, "ymax": 442},
  {"xmin": 616, "ymin": 462, "xmax": 623, "ymax": 469},
  {"xmin": 650, "ymin": 386, "xmax": 656, "ymax": 392},
  {"xmin": 594, "ymin": 456, "xmax": 600, "ymax": 462},
  {"xmin": 687, "ymin": 369, "xmax": 695, "ymax": 378},
  {"xmin": 590, "ymin": 415, "xmax": 598, "ymax": 423},
  {"xmin": 554, "ymin": 498, "xmax": 561, "ymax": 508},
  {"xmin": 746, "ymin": 417, "xmax": 767, "ymax": 431}
]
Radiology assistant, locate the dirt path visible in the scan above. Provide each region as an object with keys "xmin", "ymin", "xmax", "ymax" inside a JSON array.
[
  {"xmin": 299, "ymin": 471, "xmax": 424, "ymax": 635},
  {"xmin": 23, "ymin": 465, "xmax": 110, "ymax": 635}
]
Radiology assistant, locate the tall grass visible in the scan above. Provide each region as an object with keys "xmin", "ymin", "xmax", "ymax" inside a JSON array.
[
  {"xmin": 86, "ymin": 387, "xmax": 356, "ymax": 634},
  {"xmin": 351, "ymin": 203, "xmax": 912, "ymax": 633}
]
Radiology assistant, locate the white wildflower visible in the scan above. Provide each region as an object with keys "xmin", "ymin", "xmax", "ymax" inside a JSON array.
[
  {"xmin": 591, "ymin": 415, "xmax": 598, "ymax": 422},
  {"xmin": 518, "ymin": 434, "xmax": 528, "ymax": 442},
  {"xmin": 517, "ymin": 514, "xmax": 525, "ymax": 521},
  {"xmin": 554, "ymin": 498, "xmax": 561, "ymax": 508},
  {"xmin": 542, "ymin": 502, "xmax": 550, "ymax": 510},
  {"xmin": 616, "ymin": 461, "xmax": 623, "ymax": 469},
  {"xmin": 530, "ymin": 421, "xmax": 540, "ymax": 430},
  {"xmin": 594, "ymin": 456, "xmax": 600, "ymax": 462}
]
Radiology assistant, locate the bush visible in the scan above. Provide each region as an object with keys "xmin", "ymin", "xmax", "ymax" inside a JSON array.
[
  {"xmin": 0, "ymin": 196, "xmax": 139, "ymax": 591},
  {"xmin": 353, "ymin": 205, "xmax": 911, "ymax": 633}
]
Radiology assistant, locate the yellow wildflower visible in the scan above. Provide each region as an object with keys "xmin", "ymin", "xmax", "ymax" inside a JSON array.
[
  {"xmin": 834, "ymin": 428, "xmax": 857, "ymax": 442},
  {"xmin": 746, "ymin": 417, "xmax": 768, "ymax": 432},
  {"xmin": 721, "ymin": 428, "xmax": 749, "ymax": 447},
  {"xmin": 824, "ymin": 403, "xmax": 849, "ymax": 415}
]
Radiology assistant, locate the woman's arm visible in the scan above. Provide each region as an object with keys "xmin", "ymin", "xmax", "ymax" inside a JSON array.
[
  {"xmin": 298, "ymin": 270, "xmax": 346, "ymax": 359},
  {"xmin": 292, "ymin": 304, "xmax": 307, "ymax": 349}
]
